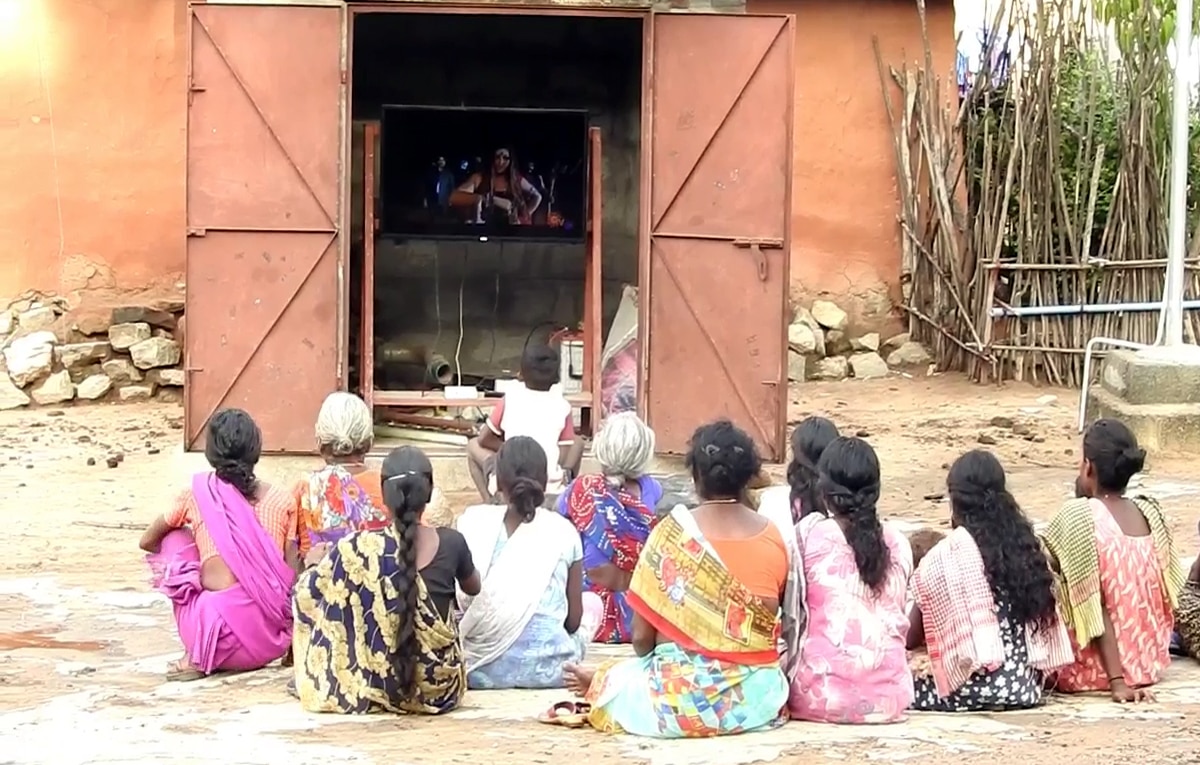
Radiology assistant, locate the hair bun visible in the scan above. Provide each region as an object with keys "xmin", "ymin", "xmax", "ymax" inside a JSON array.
[{"xmin": 1118, "ymin": 445, "xmax": 1146, "ymax": 471}]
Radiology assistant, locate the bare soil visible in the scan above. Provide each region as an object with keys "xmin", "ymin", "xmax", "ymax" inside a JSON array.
[{"xmin": 2, "ymin": 374, "xmax": 1199, "ymax": 764}]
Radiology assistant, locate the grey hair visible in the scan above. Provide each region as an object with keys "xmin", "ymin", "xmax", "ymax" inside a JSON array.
[
  {"xmin": 314, "ymin": 392, "xmax": 374, "ymax": 457},
  {"xmin": 593, "ymin": 412, "xmax": 655, "ymax": 489}
]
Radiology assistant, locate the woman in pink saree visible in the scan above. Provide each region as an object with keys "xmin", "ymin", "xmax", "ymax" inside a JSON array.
[{"xmin": 139, "ymin": 409, "xmax": 300, "ymax": 681}]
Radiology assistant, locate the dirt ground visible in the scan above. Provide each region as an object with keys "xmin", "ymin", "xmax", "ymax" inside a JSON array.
[{"xmin": 3, "ymin": 373, "xmax": 1200, "ymax": 764}]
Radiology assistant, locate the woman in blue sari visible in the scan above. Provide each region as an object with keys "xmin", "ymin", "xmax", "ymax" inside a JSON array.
[{"xmin": 556, "ymin": 412, "xmax": 662, "ymax": 643}]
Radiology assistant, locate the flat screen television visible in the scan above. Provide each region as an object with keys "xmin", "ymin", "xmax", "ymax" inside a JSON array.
[{"xmin": 379, "ymin": 105, "xmax": 588, "ymax": 242}]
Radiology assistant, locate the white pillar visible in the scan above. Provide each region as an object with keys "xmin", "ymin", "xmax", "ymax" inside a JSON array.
[{"xmin": 1164, "ymin": 0, "xmax": 1194, "ymax": 346}]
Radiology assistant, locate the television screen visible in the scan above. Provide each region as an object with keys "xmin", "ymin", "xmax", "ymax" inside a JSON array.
[{"xmin": 379, "ymin": 106, "xmax": 588, "ymax": 242}]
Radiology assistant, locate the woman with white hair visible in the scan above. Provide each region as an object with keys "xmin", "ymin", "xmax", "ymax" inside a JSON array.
[
  {"xmin": 294, "ymin": 392, "xmax": 389, "ymax": 563},
  {"xmin": 555, "ymin": 412, "xmax": 663, "ymax": 644}
]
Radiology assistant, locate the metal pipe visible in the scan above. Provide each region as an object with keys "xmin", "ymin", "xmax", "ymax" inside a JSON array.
[
  {"xmin": 425, "ymin": 354, "xmax": 452, "ymax": 386},
  {"xmin": 1077, "ymin": 337, "xmax": 1156, "ymax": 432},
  {"xmin": 1164, "ymin": 0, "xmax": 1194, "ymax": 346},
  {"xmin": 991, "ymin": 299, "xmax": 1200, "ymax": 318}
]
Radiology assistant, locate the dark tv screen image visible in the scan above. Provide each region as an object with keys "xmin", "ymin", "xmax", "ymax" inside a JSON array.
[{"xmin": 379, "ymin": 106, "xmax": 588, "ymax": 242}]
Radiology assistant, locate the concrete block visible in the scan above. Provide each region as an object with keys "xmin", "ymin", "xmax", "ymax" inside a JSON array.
[
  {"xmin": 1087, "ymin": 387, "xmax": 1200, "ymax": 453},
  {"xmin": 1100, "ymin": 347, "xmax": 1200, "ymax": 405}
]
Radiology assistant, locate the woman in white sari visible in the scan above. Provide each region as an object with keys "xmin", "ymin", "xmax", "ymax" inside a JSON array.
[{"xmin": 457, "ymin": 436, "xmax": 601, "ymax": 689}]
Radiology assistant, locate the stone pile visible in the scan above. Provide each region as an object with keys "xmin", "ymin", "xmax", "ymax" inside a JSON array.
[
  {"xmin": 787, "ymin": 299, "xmax": 932, "ymax": 382},
  {"xmin": 0, "ymin": 296, "xmax": 185, "ymax": 411}
]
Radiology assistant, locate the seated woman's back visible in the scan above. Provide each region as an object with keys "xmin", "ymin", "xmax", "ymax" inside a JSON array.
[
  {"xmin": 698, "ymin": 511, "xmax": 787, "ymax": 613},
  {"xmin": 790, "ymin": 437, "xmax": 914, "ymax": 724},
  {"xmin": 458, "ymin": 436, "xmax": 592, "ymax": 689}
]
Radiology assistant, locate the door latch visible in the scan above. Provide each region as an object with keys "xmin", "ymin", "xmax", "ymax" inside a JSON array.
[{"xmin": 733, "ymin": 237, "xmax": 784, "ymax": 282}]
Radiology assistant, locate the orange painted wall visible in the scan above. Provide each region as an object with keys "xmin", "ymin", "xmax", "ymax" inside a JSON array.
[
  {"xmin": 748, "ymin": 0, "xmax": 957, "ymax": 330},
  {"xmin": 0, "ymin": 0, "xmax": 186, "ymax": 310}
]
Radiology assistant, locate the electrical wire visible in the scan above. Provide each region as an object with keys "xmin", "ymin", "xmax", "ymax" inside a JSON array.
[{"xmin": 454, "ymin": 273, "xmax": 465, "ymax": 386}]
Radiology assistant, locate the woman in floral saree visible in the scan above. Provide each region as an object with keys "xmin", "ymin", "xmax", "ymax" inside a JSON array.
[
  {"xmin": 563, "ymin": 420, "xmax": 800, "ymax": 738},
  {"xmin": 292, "ymin": 446, "xmax": 481, "ymax": 714},
  {"xmin": 556, "ymin": 412, "xmax": 663, "ymax": 644}
]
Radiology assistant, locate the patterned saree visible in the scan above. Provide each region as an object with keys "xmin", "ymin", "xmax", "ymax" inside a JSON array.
[
  {"xmin": 292, "ymin": 527, "xmax": 466, "ymax": 715},
  {"xmin": 585, "ymin": 506, "xmax": 788, "ymax": 738}
]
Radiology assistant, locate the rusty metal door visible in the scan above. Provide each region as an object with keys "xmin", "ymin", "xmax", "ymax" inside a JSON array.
[
  {"xmin": 185, "ymin": 4, "xmax": 343, "ymax": 453},
  {"xmin": 645, "ymin": 13, "xmax": 794, "ymax": 460}
]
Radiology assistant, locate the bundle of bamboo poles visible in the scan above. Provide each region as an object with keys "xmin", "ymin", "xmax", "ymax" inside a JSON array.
[{"xmin": 878, "ymin": 0, "xmax": 1200, "ymax": 386}]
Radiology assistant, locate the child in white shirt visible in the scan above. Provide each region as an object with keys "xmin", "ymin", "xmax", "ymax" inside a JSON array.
[{"xmin": 466, "ymin": 344, "xmax": 582, "ymax": 502}]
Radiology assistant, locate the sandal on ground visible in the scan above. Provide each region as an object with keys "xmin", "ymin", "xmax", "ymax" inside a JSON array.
[
  {"xmin": 537, "ymin": 701, "xmax": 592, "ymax": 728},
  {"xmin": 166, "ymin": 659, "xmax": 204, "ymax": 683}
]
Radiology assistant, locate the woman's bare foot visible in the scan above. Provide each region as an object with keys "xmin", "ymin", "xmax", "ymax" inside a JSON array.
[
  {"xmin": 563, "ymin": 662, "xmax": 596, "ymax": 697},
  {"xmin": 166, "ymin": 656, "xmax": 204, "ymax": 682}
]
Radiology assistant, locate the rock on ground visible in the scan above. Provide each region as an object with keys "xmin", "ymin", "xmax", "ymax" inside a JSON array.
[
  {"xmin": 118, "ymin": 384, "xmax": 156, "ymax": 402},
  {"xmin": 101, "ymin": 359, "xmax": 142, "ymax": 384},
  {"xmin": 0, "ymin": 373, "xmax": 30, "ymax": 409},
  {"xmin": 76, "ymin": 374, "xmax": 114, "ymax": 401},
  {"xmin": 0, "ymin": 310, "xmax": 14, "ymax": 336},
  {"xmin": 887, "ymin": 341, "xmax": 932, "ymax": 367},
  {"xmin": 31, "ymin": 370, "xmax": 75, "ymax": 405},
  {"xmin": 109, "ymin": 322, "xmax": 152, "ymax": 351},
  {"xmin": 791, "ymin": 308, "xmax": 826, "ymax": 356},
  {"xmin": 811, "ymin": 300, "xmax": 849, "ymax": 331},
  {"xmin": 852, "ymin": 332, "xmax": 881, "ymax": 352},
  {"xmin": 787, "ymin": 350, "xmax": 806, "ymax": 382},
  {"xmin": 787, "ymin": 322, "xmax": 819, "ymax": 354},
  {"xmin": 849, "ymin": 352, "xmax": 890, "ymax": 380},
  {"xmin": 813, "ymin": 356, "xmax": 849, "ymax": 380},
  {"xmin": 154, "ymin": 368, "xmax": 185, "ymax": 387},
  {"xmin": 111, "ymin": 306, "xmax": 177, "ymax": 330},
  {"xmin": 56, "ymin": 341, "xmax": 111, "ymax": 371},
  {"xmin": 129, "ymin": 337, "xmax": 181, "ymax": 370},
  {"xmin": 824, "ymin": 329, "xmax": 852, "ymax": 356},
  {"xmin": 18, "ymin": 305, "xmax": 58, "ymax": 332},
  {"xmin": 3, "ymin": 330, "xmax": 56, "ymax": 387},
  {"xmin": 883, "ymin": 332, "xmax": 911, "ymax": 351}
]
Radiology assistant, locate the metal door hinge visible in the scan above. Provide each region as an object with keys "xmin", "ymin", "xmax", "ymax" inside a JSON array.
[{"xmin": 187, "ymin": 227, "xmax": 206, "ymax": 238}]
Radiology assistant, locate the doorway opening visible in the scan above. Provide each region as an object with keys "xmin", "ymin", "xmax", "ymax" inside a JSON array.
[{"xmin": 348, "ymin": 10, "xmax": 644, "ymax": 439}]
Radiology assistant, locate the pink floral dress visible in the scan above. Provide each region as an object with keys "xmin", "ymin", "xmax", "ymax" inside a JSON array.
[{"xmin": 789, "ymin": 516, "xmax": 914, "ymax": 723}]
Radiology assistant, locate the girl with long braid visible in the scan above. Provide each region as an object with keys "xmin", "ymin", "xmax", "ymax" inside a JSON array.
[
  {"xmin": 788, "ymin": 437, "xmax": 914, "ymax": 724},
  {"xmin": 292, "ymin": 446, "xmax": 480, "ymax": 714}
]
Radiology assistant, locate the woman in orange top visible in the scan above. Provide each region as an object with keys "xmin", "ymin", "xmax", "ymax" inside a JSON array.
[
  {"xmin": 562, "ymin": 420, "xmax": 796, "ymax": 737},
  {"xmin": 294, "ymin": 392, "xmax": 389, "ymax": 563}
]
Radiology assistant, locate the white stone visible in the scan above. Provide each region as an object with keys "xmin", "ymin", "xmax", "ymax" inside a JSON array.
[
  {"xmin": 813, "ymin": 356, "xmax": 849, "ymax": 380},
  {"xmin": 56, "ymin": 341, "xmax": 110, "ymax": 370},
  {"xmin": 129, "ymin": 337, "xmax": 181, "ymax": 370},
  {"xmin": 883, "ymin": 332, "xmax": 911, "ymax": 350},
  {"xmin": 787, "ymin": 322, "xmax": 819, "ymax": 354},
  {"xmin": 101, "ymin": 358, "xmax": 142, "ymax": 384},
  {"xmin": 118, "ymin": 385, "xmax": 155, "ymax": 402},
  {"xmin": 824, "ymin": 330, "xmax": 852, "ymax": 356},
  {"xmin": 1036, "ymin": 394, "xmax": 1059, "ymax": 406},
  {"xmin": 31, "ymin": 370, "xmax": 74, "ymax": 405},
  {"xmin": 887, "ymin": 341, "xmax": 932, "ymax": 367},
  {"xmin": 17, "ymin": 305, "xmax": 57, "ymax": 332},
  {"xmin": 0, "ymin": 373, "xmax": 30, "ymax": 410},
  {"xmin": 792, "ymin": 308, "xmax": 826, "ymax": 356},
  {"xmin": 849, "ymin": 352, "xmax": 890, "ymax": 380},
  {"xmin": 811, "ymin": 300, "xmax": 849, "ymax": 331},
  {"xmin": 787, "ymin": 350, "xmax": 807, "ymax": 382},
  {"xmin": 0, "ymin": 310, "xmax": 14, "ymax": 335},
  {"xmin": 76, "ymin": 374, "xmax": 114, "ymax": 401},
  {"xmin": 3, "ymin": 330, "xmax": 56, "ymax": 387},
  {"xmin": 155, "ymin": 368, "xmax": 185, "ymax": 386},
  {"xmin": 108, "ymin": 322, "xmax": 152, "ymax": 351},
  {"xmin": 851, "ymin": 332, "xmax": 881, "ymax": 352}
]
